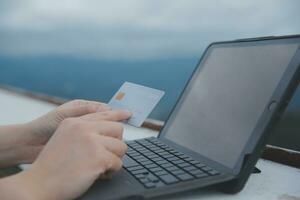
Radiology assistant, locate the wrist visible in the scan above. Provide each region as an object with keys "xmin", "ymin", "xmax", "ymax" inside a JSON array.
[
  {"xmin": 27, "ymin": 112, "xmax": 59, "ymax": 145},
  {"xmin": 14, "ymin": 123, "xmax": 44, "ymax": 164},
  {"xmin": 0, "ymin": 123, "xmax": 43, "ymax": 168}
]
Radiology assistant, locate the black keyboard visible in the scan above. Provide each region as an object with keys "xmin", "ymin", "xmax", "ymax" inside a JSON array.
[{"xmin": 123, "ymin": 137, "xmax": 220, "ymax": 189}]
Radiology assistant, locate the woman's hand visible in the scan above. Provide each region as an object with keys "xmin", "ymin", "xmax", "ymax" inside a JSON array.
[
  {"xmin": 0, "ymin": 100, "xmax": 111, "ymax": 168},
  {"xmin": 24, "ymin": 100, "xmax": 112, "ymax": 163},
  {"xmin": 28, "ymin": 99, "xmax": 111, "ymax": 145},
  {"xmin": 0, "ymin": 109, "xmax": 131, "ymax": 200}
]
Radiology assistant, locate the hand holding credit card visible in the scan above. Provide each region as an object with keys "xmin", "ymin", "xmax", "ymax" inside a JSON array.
[{"xmin": 108, "ymin": 82, "xmax": 165, "ymax": 127}]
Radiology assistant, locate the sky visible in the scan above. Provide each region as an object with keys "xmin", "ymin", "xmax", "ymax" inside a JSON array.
[{"xmin": 0, "ymin": 0, "xmax": 300, "ymax": 60}]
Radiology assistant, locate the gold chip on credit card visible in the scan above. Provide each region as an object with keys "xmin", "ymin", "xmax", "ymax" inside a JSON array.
[{"xmin": 115, "ymin": 92, "xmax": 125, "ymax": 100}]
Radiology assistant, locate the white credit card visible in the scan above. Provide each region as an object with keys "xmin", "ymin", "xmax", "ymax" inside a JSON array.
[{"xmin": 108, "ymin": 82, "xmax": 165, "ymax": 127}]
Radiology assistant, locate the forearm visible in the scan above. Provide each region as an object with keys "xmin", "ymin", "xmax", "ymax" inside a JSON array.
[
  {"xmin": 0, "ymin": 172, "xmax": 30, "ymax": 200},
  {"xmin": 0, "ymin": 124, "xmax": 42, "ymax": 168},
  {"xmin": 0, "ymin": 170, "xmax": 47, "ymax": 200}
]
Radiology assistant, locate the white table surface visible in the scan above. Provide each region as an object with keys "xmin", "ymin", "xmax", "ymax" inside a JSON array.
[{"xmin": 0, "ymin": 88, "xmax": 299, "ymax": 200}]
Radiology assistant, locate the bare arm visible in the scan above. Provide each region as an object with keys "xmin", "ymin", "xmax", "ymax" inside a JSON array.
[
  {"xmin": 0, "ymin": 100, "xmax": 110, "ymax": 168},
  {"xmin": 0, "ymin": 100, "xmax": 131, "ymax": 200},
  {"xmin": 0, "ymin": 124, "xmax": 41, "ymax": 168}
]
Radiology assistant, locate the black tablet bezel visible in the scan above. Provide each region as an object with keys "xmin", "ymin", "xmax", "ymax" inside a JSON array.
[{"xmin": 158, "ymin": 35, "xmax": 300, "ymax": 177}]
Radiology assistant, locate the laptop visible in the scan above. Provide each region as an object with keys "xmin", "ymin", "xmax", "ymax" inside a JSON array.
[{"xmin": 80, "ymin": 35, "xmax": 300, "ymax": 200}]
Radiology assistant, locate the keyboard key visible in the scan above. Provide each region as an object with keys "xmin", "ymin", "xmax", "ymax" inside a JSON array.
[
  {"xmin": 152, "ymin": 157, "xmax": 164, "ymax": 162},
  {"xmin": 195, "ymin": 163, "xmax": 206, "ymax": 168},
  {"xmin": 135, "ymin": 147, "xmax": 147, "ymax": 151},
  {"xmin": 136, "ymin": 174, "xmax": 146, "ymax": 179},
  {"xmin": 178, "ymin": 162, "xmax": 192, "ymax": 168},
  {"xmin": 144, "ymin": 182, "xmax": 156, "ymax": 188},
  {"xmin": 131, "ymin": 169, "xmax": 149, "ymax": 175},
  {"xmin": 184, "ymin": 157, "xmax": 194, "ymax": 162},
  {"xmin": 184, "ymin": 166, "xmax": 197, "ymax": 171},
  {"xmin": 149, "ymin": 167, "xmax": 163, "ymax": 172},
  {"xmin": 141, "ymin": 151, "xmax": 152, "ymax": 156},
  {"xmin": 160, "ymin": 174, "xmax": 179, "ymax": 184},
  {"xmin": 189, "ymin": 169, "xmax": 204, "ymax": 175},
  {"xmin": 177, "ymin": 174, "xmax": 194, "ymax": 181},
  {"xmin": 168, "ymin": 166, "xmax": 180, "ymax": 171},
  {"xmin": 201, "ymin": 166, "xmax": 213, "ymax": 172},
  {"xmin": 189, "ymin": 160, "xmax": 200, "ymax": 165},
  {"xmin": 148, "ymin": 147, "xmax": 161, "ymax": 151},
  {"xmin": 142, "ymin": 160, "xmax": 153, "ymax": 165},
  {"xmin": 153, "ymin": 170, "xmax": 168, "ymax": 176},
  {"xmin": 160, "ymin": 145, "xmax": 169, "ymax": 149},
  {"xmin": 161, "ymin": 163, "xmax": 174, "ymax": 168},
  {"xmin": 173, "ymin": 152, "xmax": 185, "ymax": 156},
  {"xmin": 128, "ymin": 152, "xmax": 140, "ymax": 157},
  {"xmin": 123, "ymin": 155, "xmax": 139, "ymax": 168},
  {"xmin": 127, "ymin": 165, "xmax": 144, "ymax": 171},
  {"xmin": 207, "ymin": 170, "xmax": 219, "ymax": 176},
  {"xmin": 178, "ymin": 155, "xmax": 190, "ymax": 159},
  {"xmin": 129, "ymin": 144, "xmax": 142, "ymax": 148},
  {"xmin": 138, "ymin": 141, "xmax": 150, "ymax": 145},
  {"xmin": 154, "ymin": 181, "xmax": 165, "ymax": 187},
  {"xmin": 147, "ymin": 174, "xmax": 159, "ymax": 182},
  {"xmin": 142, "ymin": 152, "xmax": 156, "ymax": 156},
  {"xmin": 160, "ymin": 153, "xmax": 174, "ymax": 158},
  {"xmin": 134, "ymin": 155, "xmax": 146, "ymax": 160},
  {"xmin": 164, "ymin": 148, "xmax": 174, "ymax": 152},
  {"xmin": 195, "ymin": 173, "xmax": 209, "ymax": 178},
  {"xmin": 171, "ymin": 159, "xmax": 185, "ymax": 164},
  {"xmin": 145, "ymin": 163, "xmax": 158, "ymax": 169},
  {"xmin": 167, "ymin": 157, "xmax": 180, "ymax": 162},
  {"xmin": 171, "ymin": 170, "xmax": 186, "ymax": 175},
  {"xmin": 156, "ymin": 160, "xmax": 168, "ymax": 165},
  {"xmin": 139, "ymin": 178, "xmax": 150, "ymax": 184},
  {"xmin": 147, "ymin": 154, "xmax": 160, "ymax": 159}
]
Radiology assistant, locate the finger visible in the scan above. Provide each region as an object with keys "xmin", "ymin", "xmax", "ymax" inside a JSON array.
[
  {"xmin": 59, "ymin": 101, "xmax": 111, "ymax": 118},
  {"xmin": 99, "ymin": 150, "xmax": 123, "ymax": 178},
  {"xmin": 71, "ymin": 100, "xmax": 111, "ymax": 113},
  {"xmin": 79, "ymin": 110, "xmax": 131, "ymax": 122},
  {"xmin": 98, "ymin": 135, "xmax": 127, "ymax": 157},
  {"xmin": 71, "ymin": 100, "xmax": 109, "ymax": 109},
  {"xmin": 99, "ymin": 170, "xmax": 114, "ymax": 180},
  {"xmin": 76, "ymin": 121, "xmax": 124, "ymax": 139},
  {"xmin": 95, "ymin": 121, "xmax": 124, "ymax": 139},
  {"xmin": 71, "ymin": 99, "xmax": 103, "ymax": 106}
]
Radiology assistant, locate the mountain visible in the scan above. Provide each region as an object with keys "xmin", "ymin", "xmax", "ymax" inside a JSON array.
[{"xmin": 0, "ymin": 56, "xmax": 198, "ymax": 121}]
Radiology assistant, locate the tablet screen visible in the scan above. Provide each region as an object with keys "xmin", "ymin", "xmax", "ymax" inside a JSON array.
[{"xmin": 163, "ymin": 40, "xmax": 299, "ymax": 170}]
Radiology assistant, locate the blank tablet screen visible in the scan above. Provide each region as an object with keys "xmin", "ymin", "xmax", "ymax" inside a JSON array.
[{"xmin": 163, "ymin": 40, "xmax": 299, "ymax": 169}]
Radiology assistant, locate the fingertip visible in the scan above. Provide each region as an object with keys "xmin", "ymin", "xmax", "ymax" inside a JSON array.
[
  {"xmin": 122, "ymin": 110, "xmax": 132, "ymax": 117},
  {"xmin": 112, "ymin": 109, "xmax": 132, "ymax": 121}
]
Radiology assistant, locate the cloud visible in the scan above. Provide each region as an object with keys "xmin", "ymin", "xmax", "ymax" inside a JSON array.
[{"xmin": 0, "ymin": 0, "xmax": 299, "ymax": 60}]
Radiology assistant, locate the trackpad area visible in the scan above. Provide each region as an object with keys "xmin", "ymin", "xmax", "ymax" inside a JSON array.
[{"xmin": 79, "ymin": 169, "xmax": 145, "ymax": 200}]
